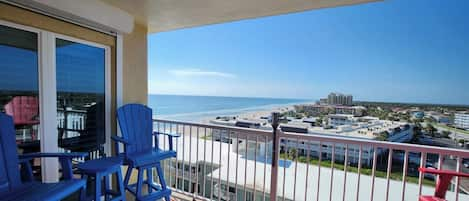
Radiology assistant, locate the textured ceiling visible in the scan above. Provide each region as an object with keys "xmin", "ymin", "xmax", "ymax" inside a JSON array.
[{"xmin": 100, "ymin": 0, "xmax": 379, "ymax": 33}]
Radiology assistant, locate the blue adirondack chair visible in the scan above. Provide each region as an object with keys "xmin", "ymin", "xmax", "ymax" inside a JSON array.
[
  {"xmin": 0, "ymin": 112, "xmax": 87, "ymax": 201},
  {"xmin": 113, "ymin": 104, "xmax": 179, "ymax": 201}
]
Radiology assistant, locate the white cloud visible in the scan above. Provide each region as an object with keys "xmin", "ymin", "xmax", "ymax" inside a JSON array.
[{"xmin": 168, "ymin": 68, "xmax": 236, "ymax": 78}]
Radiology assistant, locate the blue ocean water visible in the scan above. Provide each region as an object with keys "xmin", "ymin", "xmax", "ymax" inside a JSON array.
[{"xmin": 148, "ymin": 94, "xmax": 308, "ymax": 121}]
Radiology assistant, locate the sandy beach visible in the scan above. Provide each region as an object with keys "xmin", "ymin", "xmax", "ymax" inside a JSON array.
[{"xmin": 199, "ymin": 101, "xmax": 315, "ymax": 124}]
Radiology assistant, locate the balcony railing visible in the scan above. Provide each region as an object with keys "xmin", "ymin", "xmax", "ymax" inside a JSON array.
[{"xmin": 153, "ymin": 116, "xmax": 469, "ymax": 201}]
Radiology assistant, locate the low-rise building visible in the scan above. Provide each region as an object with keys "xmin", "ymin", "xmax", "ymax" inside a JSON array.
[
  {"xmin": 294, "ymin": 104, "xmax": 366, "ymax": 117},
  {"xmin": 327, "ymin": 114, "xmax": 355, "ymax": 127},
  {"xmin": 210, "ymin": 115, "xmax": 413, "ymax": 166},
  {"xmin": 210, "ymin": 118, "xmax": 270, "ymax": 142},
  {"xmin": 412, "ymin": 111, "xmax": 424, "ymax": 119},
  {"xmin": 334, "ymin": 106, "xmax": 366, "ymax": 116},
  {"xmin": 455, "ymin": 113, "xmax": 469, "ymax": 130},
  {"xmin": 279, "ymin": 123, "xmax": 309, "ymax": 133},
  {"xmin": 280, "ymin": 117, "xmax": 413, "ymax": 165},
  {"xmin": 318, "ymin": 98, "xmax": 328, "ymax": 105},
  {"xmin": 425, "ymin": 112, "xmax": 451, "ymax": 124},
  {"xmin": 302, "ymin": 117, "xmax": 317, "ymax": 126},
  {"xmin": 294, "ymin": 104, "xmax": 332, "ymax": 116}
]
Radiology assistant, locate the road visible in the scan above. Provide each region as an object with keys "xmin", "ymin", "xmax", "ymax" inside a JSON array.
[
  {"xmin": 420, "ymin": 122, "xmax": 469, "ymax": 147},
  {"xmin": 431, "ymin": 137, "xmax": 462, "ymax": 149},
  {"xmin": 431, "ymin": 123, "xmax": 469, "ymax": 141}
]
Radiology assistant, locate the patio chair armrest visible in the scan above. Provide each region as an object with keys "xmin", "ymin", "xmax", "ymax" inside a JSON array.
[
  {"xmin": 18, "ymin": 157, "xmax": 32, "ymax": 163},
  {"xmin": 111, "ymin": 135, "xmax": 132, "ymax": 156},
  {"xmin": 19, "ymin": 152, "xmax": 88, "ymax": 160},
  {"xmin": 153, "ymin": 131, "xmax": 181, "ymax": 138},
  {"xmin": 419, "ymin": 167, "xmax": 469, "ymax": 178},
  {"xmin": 419, "ymin": 167, "xmax": 469, "ymax": 198},
  {"xmin": 111, "ymin": 135, "xmax": 132, "ymax": 144},
  {"xmin": 19, "ymin": 152, "xmax": 87, "ymax": 180},
  {"xmin": 153, "ymin": 131, "xmax": 179, "ymax": 151}
]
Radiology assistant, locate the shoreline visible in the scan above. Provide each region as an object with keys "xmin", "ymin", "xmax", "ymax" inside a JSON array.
[
  {"xmin": 199, "ymin": 101, "xmax": 315, "ymax": 124},
  {"xmin": 199, "ymin": 105, "xmax": 291, "ymax": 124},
  {"xmin": 157, "ymin": 100, "xmax": 314, "ymax": 123}
]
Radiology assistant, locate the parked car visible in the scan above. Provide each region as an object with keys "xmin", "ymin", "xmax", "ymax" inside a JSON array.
[{"xmin": 463, "ymin": 159, "xmax": 469, "ymax": 168}]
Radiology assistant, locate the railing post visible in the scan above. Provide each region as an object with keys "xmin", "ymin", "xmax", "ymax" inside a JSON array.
[{"xmin": 270, "ymin": 112, "xmax": 280, "ymax": 201}]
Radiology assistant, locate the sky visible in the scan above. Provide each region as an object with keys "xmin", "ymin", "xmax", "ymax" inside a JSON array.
[
  {"xmin": 1, "ymin": 37, "xmax": 104, "ymax": 93},
  {"xmin": 148, "ymin": 0, "xmax": 469, "ymax": 105}
]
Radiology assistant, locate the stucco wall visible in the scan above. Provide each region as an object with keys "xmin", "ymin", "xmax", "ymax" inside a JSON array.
[{"xmin": 122, "ymin": 22, "xmax": 148, "ymax": 104}]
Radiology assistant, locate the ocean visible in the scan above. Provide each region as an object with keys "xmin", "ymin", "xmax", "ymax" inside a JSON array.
[{"xmin": 148, "ymin": 94, "xmax": 308, "ymax": 121}]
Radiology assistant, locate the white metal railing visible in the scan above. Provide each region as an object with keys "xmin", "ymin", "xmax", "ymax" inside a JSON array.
[
  {"xmin": 57, "ymin": 109, "xmax": 103, "ymax": 159},
  {"xmin": 213, "ymin": 183, "xmax": 238, "ymax": 201},
  {"xmin": 153, "ymin": 115, "xmax": 469, "ymax": 201},
  {"xmin": 154, "ymin": 118, "xmax": 272, "ymax": 201},
  {"xmin": 57, "ymin": 109, "xmax": 87, "ymax": 137},
  {"xmin": 276, "ymin": 131, "xmax": 469, "ymax": 201}
]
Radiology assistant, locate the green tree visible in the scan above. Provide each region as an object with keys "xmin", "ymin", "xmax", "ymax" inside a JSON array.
[
  {"xmin": 288, "ymin": 148, "xmax": 298, "ymax": 160},
  {"xmin": 441, "ymin": 131, "xmax": 451, "ymax": 138},
  {"xmin": 377, "ymin": 131, "xmax": 389, "ymax": 141},
  {"xmin": 316, "ymin": 116, "xmax": 323, "ymax": 127},
  {"xmin": 411, "ymin": 125, "xmax": 423, "ymax": 143},
  {"xmin": 414, "ymin": 122, "xmax": 423, "ymax": 129},
  {"xmin": 425, "ymin": 124, "xmax": 437, "ymax": 137}
]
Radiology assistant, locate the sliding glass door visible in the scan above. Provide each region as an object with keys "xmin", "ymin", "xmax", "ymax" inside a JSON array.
[
  {"xmin": 56, "ymin": 37, "xmax": 108, "ymax": 159},
  {"xmin": 0, "ymin": 20, "xmax": 111, "ymax": 181},
  {"xmin": 0, "ymin": 24, "xmax": 42, "ymax": 174}
]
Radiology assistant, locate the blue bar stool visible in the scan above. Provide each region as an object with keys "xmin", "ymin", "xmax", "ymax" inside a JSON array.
[{"xmin": 78, "ymin": 157, "xmax": 126, "ymax": 201}]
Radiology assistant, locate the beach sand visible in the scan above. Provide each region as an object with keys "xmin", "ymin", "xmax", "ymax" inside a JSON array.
[{"xmin": 199, "ymin": 103, "xmax": 310, "ymax": 124}]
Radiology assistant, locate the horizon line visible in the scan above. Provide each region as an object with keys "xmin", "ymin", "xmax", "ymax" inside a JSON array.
[
  {"xmin": 148, "ymin": 93, "xmax": 310, "ymax": 101},
  {"xmin": 148, "ymin": 93, "xmax": 469, "ymax": 107}
]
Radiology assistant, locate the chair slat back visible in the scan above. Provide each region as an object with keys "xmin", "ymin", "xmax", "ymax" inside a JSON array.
[
  {"xmin": 117, "ymin": 104, "xmax": 153, "ymax": 155},
  {"xmin": 85, "ymin": 102, "xmax": 106, "ymax": 146},
  {"xmin": 0, "ymin": 113, "xmax": 22, "ymax": 195}
]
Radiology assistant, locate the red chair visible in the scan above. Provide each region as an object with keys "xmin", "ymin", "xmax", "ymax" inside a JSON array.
[
  {"xmin": 419, "ymin": 167, "xmax": 469, "ymax": 201},
  {"xmin": 4, "ymin": 96, "xmax": 40, "ymax": 141}
]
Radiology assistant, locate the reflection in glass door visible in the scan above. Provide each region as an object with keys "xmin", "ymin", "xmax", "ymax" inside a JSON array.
[
  {"xmin": 0, "ymin": 24, "xmax": 41, "ymax": 176},
  {"xmin": 0, "ymin": 20, "xmax": 112, "ymax": 181},
  {"xmin": 56, "ymin": 38, "xmax": 107, "ymax": 159}
]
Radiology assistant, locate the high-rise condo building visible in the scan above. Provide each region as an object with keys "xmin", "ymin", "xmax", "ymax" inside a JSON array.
[{"xmin": 327, "ymin": 92, "xmax": 353, "ymax": 105}]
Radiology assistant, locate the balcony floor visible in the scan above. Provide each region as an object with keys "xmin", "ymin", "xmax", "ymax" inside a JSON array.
[
  {"xmin": 124, "ymin": 190, "xmax": 196, "ymax": 201},
  {"xmin": 123, "ymin": 166, "xmax": 203, "ymax": 201}
]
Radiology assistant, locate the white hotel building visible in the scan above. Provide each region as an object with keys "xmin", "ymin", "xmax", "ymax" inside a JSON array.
[
  {"xmin": 210, "ymin": 115, "xmax": 413, "ymax": 167},
  {"xmin": 455, "ymin": 113, "xmax": 469, "ymax": 130},
  {"xmin": 278, "ymin": 116, "xmax": 413, "ymax": 166}
]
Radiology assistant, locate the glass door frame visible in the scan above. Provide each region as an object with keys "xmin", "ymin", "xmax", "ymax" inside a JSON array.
[
  {"xmin": 52, "ymin": 32, "xmax": 112, "ymax": 159},
  {"xmin": 0, "ymin": 19, "xmax": 112, "ymax": 182}
]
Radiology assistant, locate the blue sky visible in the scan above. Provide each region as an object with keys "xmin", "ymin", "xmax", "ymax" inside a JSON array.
[
  {"xmin": 148, "ymin": 0, "xmax": 469, "ymax": 105},
  {"xmin": 1, "ymin": 41, "xmax": 104, "ymax": 93}
]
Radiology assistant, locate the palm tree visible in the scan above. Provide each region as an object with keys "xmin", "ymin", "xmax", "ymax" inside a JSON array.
[
  {"xmin": 441, "ymin": 130, "xmax": 451, "ymax": 138},
  {"xmin": 377, "ymin": 131, "xmax": 389, "ymax": 141},
  {"xmin": 411, "ymin": 125, "xmax": 423, "ymax": 143},
  {"xmin": 425, "ymin": 124, "xmax": 437, "ymax": 137},
  {"xmin": 288, "ymin": 148, "xmax": 298, "ymax": 160}
]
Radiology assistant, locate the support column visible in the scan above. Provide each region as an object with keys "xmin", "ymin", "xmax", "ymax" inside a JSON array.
[{"xmin": 270, "ymin": 112, "xmax": 280, "ymax": 201}]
